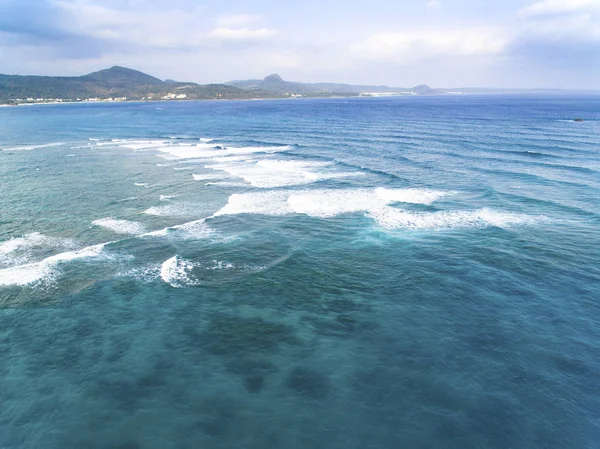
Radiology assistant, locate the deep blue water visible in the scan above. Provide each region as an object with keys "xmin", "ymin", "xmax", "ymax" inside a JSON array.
[{"xmin": 0, "ymin": 96, "xmax": 599, "ymax": 448}]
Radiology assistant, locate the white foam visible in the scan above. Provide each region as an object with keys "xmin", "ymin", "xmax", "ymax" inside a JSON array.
[
  {"xmin": 210, "ymin": 156, "xmax": 252, "ymax": 163},
  {"xmin": 135, "ymin": 183, "xmax": 150, "ymax": 188},
  {"xmin": 215, "ymin": 188, "xmax": 448, "ymax": 218},
  {"xmin": 0, "ymin": 233, "xmax": 76, "ymax": 268},
  {"xmin": 215, "ymin": 191, "xmax": 294, "ymax": 216},
  {"xmin": 118, "ymin": 140, "xmax": 167, "ymax": 150},
  {"xmin": 159, "ymin": 194, "xmax": 179, "ymax": 201},
  {"xmin": 374, "ymin": 187, "xmax": 449, "ymax": 205},
  {"xmin": 142, "ymin": 203, "xmax": 202, "ymax": 217},
  {"xmin": 173, "ymin": 219, "xmax": 217, "ymax": 239},
  {"xmin": 192, "ymin": 173, "xmax": 227, "ymax": 181},
  {"xmin": 141, "ymin": 218, "xmax": 217, "ymax": 239},
  {"xmin": 205, "ymin": 181, "xmax": 248, "ymax": 188},
  {"xmin": 205, "ymin": 159, "xmax": 358, "ymax": 188},
  {"xmin": 0, "ymin": 243, "xmax": 110, "ymax": 286},
  {"xmin": 160, "ymin": 255, "xmax": 262, "ymax": 288},
  {"xmin": 92, "ymin": 218, "xmax": 146, "ymax": 235},
  {"xmin": 155, "ymin": 144, "xmax": 290, "ymax": 160},
  {"xmin": 288, "ymin": 189, "xmax": 380, "ymax": 218},
  {"xmin": 4, "ymin": 142, "xmax": 63, "ymax": 151},
  {"xmin": 160, "ymin": 256, "xmax": 200, "ymax": 288},
  {"xmin": 213, "ymin": 188, "xmax": 537, "ymax": 231},
  {"xmin": 367, "ymin": 207, "xmax": 539, "ymax": 230},
  {"xmin": 0, "ymin": 233, "xmax": 63, "ymax": 256}
]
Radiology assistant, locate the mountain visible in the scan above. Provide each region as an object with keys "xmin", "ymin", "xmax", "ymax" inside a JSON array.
[
  {"xmin": 0, "ymin": 66, "xmax": 279, "ymax": 103},
  {"xmin": 227, "ymin": 74, "xmax": 442, "ymax": 95},
  {"xmin": 79, "ymin": 66, "xmax": 163, "ymax": 85}
]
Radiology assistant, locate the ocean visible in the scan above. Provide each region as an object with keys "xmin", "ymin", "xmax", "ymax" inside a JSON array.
[{"xmin": 0, "ymin": 96, "xmax": 599, "ymax": 448}]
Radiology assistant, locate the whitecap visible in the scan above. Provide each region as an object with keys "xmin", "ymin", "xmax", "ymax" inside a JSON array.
[
  {"xmin": 4, "ymin": 142, "xmax": 64, "ymax": 152},
  {"xmin": 367, "ymin": 207, "xmax": 540, "ymax": 231},
  {"xmin": 213, "ymin": 188, "xmax": 538, "ymax": 231},
  {"xmin": 0, "ymin": 233, "xmax": 76, "ymax": 268},
  {"xmin": 135, "ymin": 183, "xmax": 150, "ymax": 188},
  {"xmin": 155, "ymin": 144, "xmax": 290, "ymax": 160},
  {"xmin": 160, "ymin": 256, "xmax": 199, "ymax": 288},
  {"xmin": 374, "ymin": 187, "xmax": 449, "ymax": 205},
  {"xmin": 214, "ymin": 188, "xmax": 448, "ymax": 218},
  {"xmin": 141, "ymin": 218, "xmax": 217, "ymax": 240},
  {"xmin": 204, "ymin": 159, "xmax": 359, "ymax": 188},
  {"xmin": 0, "ymin": 243, "xmax": 111, "ymax": 286},
  {"xmin": 215, "ymin": 191, "xmax": 294, "ymax": 216},
  {"xmin": 142, "ymin": 203, "xmax": 200, "ymax": 217},
  {"xmin": 92, "ymin": 218, "xmax": 146, "ymax": 235},
  {"xmin": 192, "ymin": 173, "xmax": 227, "ymax": 181},
  {"xmin": 160, "ymin": 256, "xmax": 263, "ymax": 288}
]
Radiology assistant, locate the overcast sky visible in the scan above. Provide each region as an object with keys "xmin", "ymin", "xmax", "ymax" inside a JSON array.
[{"xmin": 0, "ymin": 0, "xmax": 598, "ymax": 88}]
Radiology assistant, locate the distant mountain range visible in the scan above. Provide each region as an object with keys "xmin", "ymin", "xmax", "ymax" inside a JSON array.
[
  {"xmin": 226, "ymin": 73, "xmax": 440, "ymax": 95},
  {"xmin": 0, "ymin": 66, "xmax": 598, "ymax": 105}
]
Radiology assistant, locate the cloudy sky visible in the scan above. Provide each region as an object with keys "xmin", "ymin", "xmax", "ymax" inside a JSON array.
[{"xmin": 0, "ymin": 0, "xmax": 598, "ymax": 88}]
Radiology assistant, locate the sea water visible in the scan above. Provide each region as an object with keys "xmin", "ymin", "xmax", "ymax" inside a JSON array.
[{"xmin": 0, "ymin": 96, "xmax": 599, "ymax": 448}]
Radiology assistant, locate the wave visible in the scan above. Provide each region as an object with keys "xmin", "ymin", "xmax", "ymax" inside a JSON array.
[
  {"xmin": 142, "ymin": 203, "xmax": 204, "ymax": 217},
  {"xmin": 160, "ymin": 256, "xmax": 264, "ymax": 288},
  {"xmin": 0, "ymin": 233, "xmax": 76, "ymax": 268},
  {"xmin": 0, "ymin": 243, "xmax": 111, "ymax": 286},
  {"xmin": 213, "ymin": 188, "xmax": 541, "ymax": 231},
  {"xmin": 192, "ymin": 173, "xmax": 228, "ymax": 181},
  {"xmin": 161, "ymin": 256, "xmax": 198, "ymax": 288},
  {"xmin": 92, "ymin": 218, "xmax": 146, "ymax": 235},
  {"xmin": 216, "ymin": 191, "xmax": 294, "ymax": 216},
  {"xmin": 367, "ymin": 207, "xmax": 540, "ymax": 231},
  {"xmin": 134, "ymin": 183, "xmax": 150, "ymax": 188},
  {"xmin": 204, "ymin": 159, "xmax": 361, "ymax": 188},
  {"xmin": 215, "ymin": 188, "xmax": 449, "ymax": 217},
  {"xmin": 3, "ymin": 142, "xmax": 64, "ymax": 152},
  {"xmin": 142, "ymin": 218, "xmax": 217, "ymax": 240}
]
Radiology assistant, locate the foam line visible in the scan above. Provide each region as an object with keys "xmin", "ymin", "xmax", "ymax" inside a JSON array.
[
  {"xmin": 0, "ymin": 242, "xmax": 112, "ymax": 286},
  {"xmin": 92, "ymin": 218, "xmax": 146, "ymax": 235},
  {"xmin": 215, "ymin": 188, "xmax": 449, "ymax": 217}
]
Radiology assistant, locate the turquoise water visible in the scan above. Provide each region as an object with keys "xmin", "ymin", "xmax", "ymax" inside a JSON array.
[{"xmin": 1, "ymin": 97, "xmax": 599, "ymax": 448}]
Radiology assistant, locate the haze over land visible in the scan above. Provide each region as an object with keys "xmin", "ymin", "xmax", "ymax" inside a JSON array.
[{"xmin": 0, "ymin": 0, "xmax": 598, "ymax": 90}]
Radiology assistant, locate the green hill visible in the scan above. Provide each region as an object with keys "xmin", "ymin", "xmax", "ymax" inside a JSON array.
[{"xmin": 0, "ymin": 66, "xmax": 280, "ymax": 103}]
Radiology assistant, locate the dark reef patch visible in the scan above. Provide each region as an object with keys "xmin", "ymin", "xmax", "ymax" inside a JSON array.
[
  {"xmin": 226, "ymin": 358, "xmax": 278, "ymax": 393},
  {"xmin": 202, "ymin": 315, "xmax": 300, "ymax": 355},
  {"xmin": 287, "ymin": 366, "xmax": 330, "ymax": 399}
]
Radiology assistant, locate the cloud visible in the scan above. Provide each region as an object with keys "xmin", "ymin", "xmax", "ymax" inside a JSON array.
[
  {"xmin": 515, "ymin": 0, "xmax": 600, "ymax": 45},
  {"xmin": 425, "ymin": 1, "xmax": 442, "ymax": 11},
  {"xmin": 518, "ymin": 0, "xmax": 600, "ymax": 18},
  {"xmin": 0, "ymin": 0, "xmax": 277, "ymax": 56},
  {"xmin": 217, "ymin": 14, "xmax": 260, "ymax": 28},
  {"xmin": 352, "ymin": 27, "xmax": 508, "ymax": 62},
  {"xmin": 209, "ymin": 28, "xmax": 278, "ymax": 41},
  {"xmin": 0, "ymin": 0, "xmax": 598, "ymax": 88}
]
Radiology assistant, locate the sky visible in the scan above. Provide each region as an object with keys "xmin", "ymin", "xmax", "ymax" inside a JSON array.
[{"xmin": 0, "ymin": 0, "xmax": 599, "ymax": 88}]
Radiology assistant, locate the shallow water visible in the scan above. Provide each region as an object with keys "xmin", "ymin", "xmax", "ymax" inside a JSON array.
[{"xmin": 1, "ymin": 96, "xmax": 599, "ymax": 448}]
